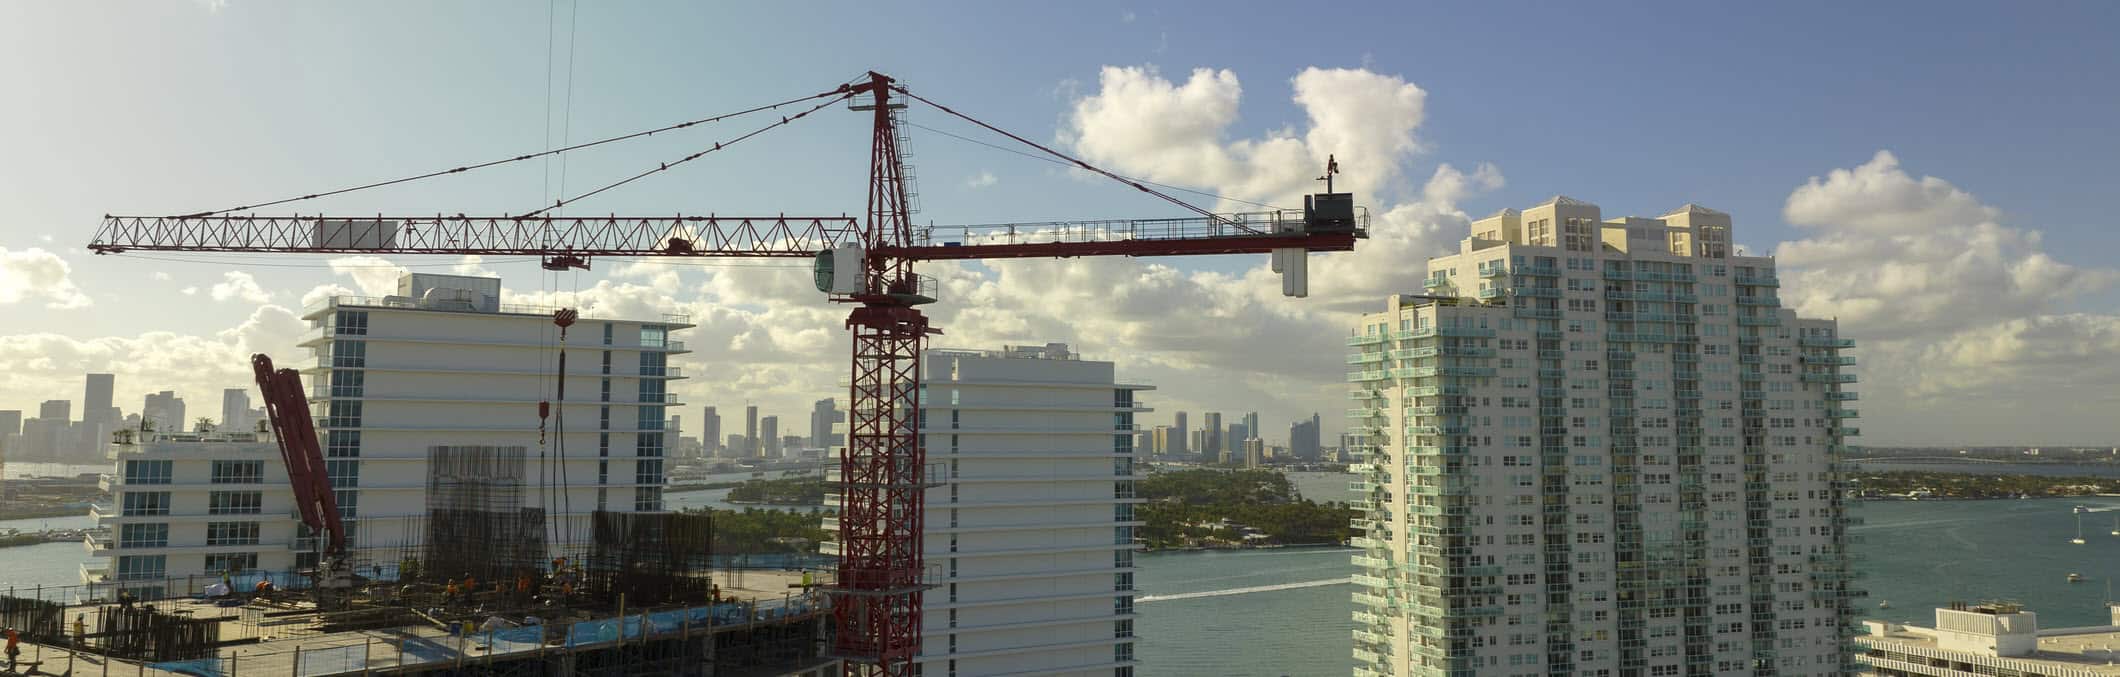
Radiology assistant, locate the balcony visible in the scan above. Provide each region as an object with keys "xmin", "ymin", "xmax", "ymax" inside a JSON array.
[
  {"xmin": 1827, "ymin": 391, "xmax": 1859, "ymax": 401},
  {"xmin": 1828, "ymin": 409, "xmax": 1859, "ymax": 418},
  {"xmin": 1801, "ymin": 337, "xmax": 1857, "ymax": 348},
  {"xmin": 1803, "ymin": 373, "xmax": 1859, "ymax": 384},
  {"xmin": 1347, "ymin": 352, "xmax": 1386, "ymax": 364},
  {"xmin": 1477, "ymin": 287, "xmax": 1504, "ymax": 300},
  {"xmin": 1803, "ymin": 355, "xmax": 1858, "ymax": 366},
  {"xmin": 1733, "ymin": 274, "xmax": 1780, "ymax": 287},
  {"xmin": 1347, "ymin": 334, "xmax": 1386, "ymax": 346},
  {"xmin": 1736, "ymin": 316, "xmax": 1782, "ymax": 327},
  {"xmin": 1347, "ymin": 370, "xmax": 1386, "ymax": 382}
]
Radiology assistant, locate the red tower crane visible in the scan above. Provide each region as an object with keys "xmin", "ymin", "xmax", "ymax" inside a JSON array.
[{"xmin": 88, "ymin": 71, "xmax": 1365, "ymax": 675}]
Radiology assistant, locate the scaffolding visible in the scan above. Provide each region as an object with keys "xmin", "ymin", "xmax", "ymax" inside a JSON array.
[{"xmin": 417, "ymin": 444, "xmax": 549, "ymax": 585}]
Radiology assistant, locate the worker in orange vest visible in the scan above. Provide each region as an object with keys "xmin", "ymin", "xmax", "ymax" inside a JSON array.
[{"xmin": 5, "ymin": 626, "xmax": 20, "ymax": 670}]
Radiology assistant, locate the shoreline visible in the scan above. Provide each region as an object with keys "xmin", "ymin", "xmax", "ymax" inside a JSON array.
[{"xmin": 1143, "ymin": 541, "xmax": 1349, "ymax": 554}]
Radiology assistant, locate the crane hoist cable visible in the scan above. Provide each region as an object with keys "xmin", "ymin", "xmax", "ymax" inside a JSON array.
[{"xmin": 168, "ymin": 84, "xmax": 862, "ymax": 219}]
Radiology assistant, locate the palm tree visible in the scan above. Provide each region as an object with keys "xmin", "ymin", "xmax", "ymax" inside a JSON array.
[{"xmin": 195, "ymin": 417, "xmax": 216, "ymax": 433}]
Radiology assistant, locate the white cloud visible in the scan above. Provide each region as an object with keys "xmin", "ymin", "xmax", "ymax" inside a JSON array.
[
  {"xmin": 181, "ymin": 287, "xmax": 198, "ymax": 296},
  {"xmin": 1121, "ymin": 10, "xmax": 1136, "ymax": 23},
  {"xmin": 327, "ymin": 256, "xmax": 407, "ymax": 296},
  {"xmin": 1774, "ymin": 151, "xmax": 2120, "ymax": 441},
  {"xmin": 0, "ymin": 304, "xmax": 305, "ymax": 422},
  {"xmin": 152, "ymin": 272, "xmax": 172, "ymax": 281},
  {"xmin": 1060, "ymin": 65, "xmax": 1426, "ymax": 210},
  {"xmin": 965, "ymin": 171, "xmax": 998, "ymax": 189},
  {"xmin": 0, "ymin": 247, "xmax": 93, "ymax": 309},
  {"xmin": 208, "ymin": 271, "xmax": 272, "ymax": 303},
  {"xmin": 194, "ymin": 0, "xmax": 229, "ymax": 12},
  {"xmin": 451, "ymin": 255, "xmax": 497, "ymax": 277}
]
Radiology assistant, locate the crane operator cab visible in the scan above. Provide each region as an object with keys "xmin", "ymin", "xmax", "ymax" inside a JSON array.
[{"xmin": 1303, "ymin": 191, "xmax": 1359, "ymax": 234}]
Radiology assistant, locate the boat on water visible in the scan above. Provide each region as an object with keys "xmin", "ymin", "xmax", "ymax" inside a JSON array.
[
  {"xmin": 2110, "ymin": 514, "xmax": 2117, "ymax": 537},
  {"xmin": 2072, "ymin": 507, "xmax": 2088, "ymax": 545},
  {"xmin": 1878, "ymin": 600, "xmax": 1890, "ymax": 609},
  {"xmin": 2069, "ymin": 573, "xmax": 2085, "ymax": 583}
]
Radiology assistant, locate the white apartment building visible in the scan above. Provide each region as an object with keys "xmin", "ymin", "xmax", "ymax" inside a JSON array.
[
  {"xmin": 1857, "ymin": 603, "xmax": 2120, "ymax": 677},
  {"xmin": 1347, "ymin": 199, "xmax": 1863, "ymax": 677},
  {"xmin": 304, "ymin": 273, "xmax": 690, "ymax": 559},
  {"xmin": 83, "ymin": 431, "xmax": 299, "ymax": 596},
  {"xmin": 827, "ymin": 343, "xmax": 1148, "ymax": 677}
]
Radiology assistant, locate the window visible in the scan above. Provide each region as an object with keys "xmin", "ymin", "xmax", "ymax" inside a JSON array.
[
  {"xmin": 1115, "ymin": 642, "xmax": 1135, "ymax": 662},
  {"xmin": 1115, "ymin": 619, "xmax": 1134, "ymax": 638},
  {"xmin": 206, "ymin": 522, "xmax": 260, "ymax": 546},
  {"xmin": 325, "ymin": 430, "xmax": 361, "ymax": 457},
  {"xmin": 209, "ymin": 491, "xmax": 263, "ymax": 515},
  {"xmin": 116, "ymin": 555, "xmax": 166, "ymax": 580},
  {"xmin": 334, "ymin": 490, "xmax": 358, "ymax": 518},
  {"xmin": 124, "ymin": 460, "xmax": 172, "ymax": 485},
  {"xmin": 333, "ymin": 310, "xmax": 368, "ymax": 335},
  {"xmin": 330, "ymin": 340, "xmax": 366, "ymax": 368},
  {"xmin": 1115, "ymin": 572, "xmax": 1134, "ymax": 591},
  {"xmin": 1115, "ymin": 503, "xmax": 1134, "ymax": 522},
  {"xmin": 636, "ymin": 459, "xmax": 664, "ymax": 485},
  {"xmin": 636, "ymin": 431, "xmax": 665, "ymax": 457},
  {"xmin": 639, "ymin": 351, "xmax": 668, "ymax": 376},
  {"xmin": 634, "ymin": 487, "xmax": 663, "ymax": 512},
  {"xmin": 119, "ymin": 523, "xmax": 168, "ymax": 548},
  {"xmin": 122, "ymin": 491, "xmax": 171, "ymax": 516},
  {"xmin": 203, "ymin": 552, "xmax": 258, "ymax": 574},
  {"xmin": 1114, "ymin": 596, "xmax": 1134, "ymax": 615},
  {"xmin": 211, "ymin": 460, "xmax": 264, "ymax": 484},
  {"xmin": 323, "ymin": 400, "xmax": 362, "ymax": 428},
  {"xmin": 325, "ymin": 460, "xmax": 359, "ymax": 488}
]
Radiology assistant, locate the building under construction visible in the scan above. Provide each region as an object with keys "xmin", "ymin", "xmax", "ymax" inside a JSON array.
[{"xmin": 24, "ymin": 441, "xmax": 837, "ymax": 675}]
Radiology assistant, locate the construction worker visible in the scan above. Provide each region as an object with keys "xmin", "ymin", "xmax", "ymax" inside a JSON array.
[
  {"xmin": 443, "ymin": 578, "xmax": 460, "ymax": 604},
  {"xmin": 73, "ymin": 614, "xmax": 86, "ymax": 646},
  {"xmin": 5, "ymin": 626, "xmax": 20, "ymax": 670},
  {"xmin": 516, "ymin": 571, "xmax": 532, "ymax": 596},
  {"xmin": 255, "ymin": 579, "xmax": 275, "ymax": 595},
  {"xmin": 462, "ymin": 574, "xmax": 476, "ymax": 594}
]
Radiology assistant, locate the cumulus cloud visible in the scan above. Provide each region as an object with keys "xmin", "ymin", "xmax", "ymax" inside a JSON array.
[
  {"xmin": 0, "ymin": 247, "xmax": 93, "ymax": 309},
  {"xmin": 1774, "ymin": 152, "xmax": 2120, "ymax": 440},
  {"xmin": 209, "ymin": 271, "xmax": 272, "ymax": 303},
  {"xmin": 327, "ymin": 256, "xmax": 407, "ymax": 296},
  {"xmin": 965, "ymin": 171, "xmax": 998, "ymax": 189},
  {"xmin": 0, "ymin": 303, "xmax": 306, "ymax": 420}
]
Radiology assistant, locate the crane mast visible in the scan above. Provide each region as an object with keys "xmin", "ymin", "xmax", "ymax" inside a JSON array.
[{"xmin": 87, "ymin": 70, "xmax": 1366, "ymax": 676}]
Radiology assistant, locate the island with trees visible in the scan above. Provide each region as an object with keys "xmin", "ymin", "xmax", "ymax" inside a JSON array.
[{"xmin": 1136, "ymin": 469, "xmax": 1357, "ymax": 550}]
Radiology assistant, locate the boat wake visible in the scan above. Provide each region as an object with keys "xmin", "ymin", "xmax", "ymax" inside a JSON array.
[{"xmin": 1136, "ymin": 578, "xmax": 1351, "ymax": 603}]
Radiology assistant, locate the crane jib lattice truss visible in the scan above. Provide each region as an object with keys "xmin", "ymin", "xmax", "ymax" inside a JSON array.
[{"xmin": 87, "ymin": 71, "xmax": 1366, "ymax": 676}]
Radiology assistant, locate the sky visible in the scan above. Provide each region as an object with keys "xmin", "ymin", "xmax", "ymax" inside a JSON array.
[{"xmin": 2, "ymin": 1, "xmax": 2117, "ymax": 447}]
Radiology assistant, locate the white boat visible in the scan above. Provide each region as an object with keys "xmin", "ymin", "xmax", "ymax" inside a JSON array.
[
  {"xmin": 1878, "ymin": 600, "xmax": 1890, "ymax": 609},
  {"xmin": 2073, "ymin": 507, "xmax": 2088, "ymax": 544},
  {"xmin": 2069, "ymin": 573, "xmax": 2085, "ymax": 583}
]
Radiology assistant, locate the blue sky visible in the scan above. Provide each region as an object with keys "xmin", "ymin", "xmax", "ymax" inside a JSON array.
[{"xmin": 3, "ymin": 2, "xmax": 2117, "ymax": 445}]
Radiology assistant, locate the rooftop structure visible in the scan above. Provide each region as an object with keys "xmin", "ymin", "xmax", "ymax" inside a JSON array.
[{"xmin": 1858, "ymin": 603, "xmax": 2120, "ymax": 677}]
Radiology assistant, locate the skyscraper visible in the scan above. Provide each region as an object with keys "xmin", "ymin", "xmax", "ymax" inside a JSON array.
[
  {"xmin": 1347, "ymin": 199, "xmax": 1861, "ymax": 676},
  {"xmin": 84, "ymin": 373, "xmax": 115, "ymax": 424},
  {"xmin": 1172, "ymin": 411, "xmax": 1188, "ymax": 457},
  {"xmin": 220, "ymin": 388, "xmax": 251, "ymax": 432},
  {"xmin": 141, "ymin": 391, "xmax": 186, "ymax": 434},
  {"xmin": 0, "ymin": 410, "xmax": 20, "ymax": 437},
  {"xmin": 1241, "ymin": 411, "xmax": 1259, "ymax": 447},
  {"xmin": 745, "ymin": 405, "xmax": 759, "ymax": 458},
  {"xmin": 1150, "ymin": 425, "xmax": 1173, "ymax": 456},
  {"xmin": 760, "ymin": 415, "xmax": 779, "ymax": 458},
  {"xmin": 701, "ymin": 406, "xmax": 721, "ymax": 457},
  {"xmin": 1227, "ymin": 423, "xmax": 1248, "ymax": 452},
  {"xmin": 1288, "ymin": 413, "xmax": 1321, "ymax": 461},
  {"xmin": 1202, "ymin": 412, "xmax": 1222, "ymax": 462},
  {"xmin": 808, "ymin": 398, "xmax": 843, "ymax": 450}
]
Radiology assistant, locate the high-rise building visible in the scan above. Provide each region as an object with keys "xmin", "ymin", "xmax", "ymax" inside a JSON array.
[
  {"xmin": 1172, "ymin": 411, "xmax": 1188, "ymax": 457},
  {"xmin": 809, "ymin": 398, "xmax": 843, "ymax": 450},
  {"xmin": 0, "ymin": 410, "xmax": 20, "ymax": 437},
  {"xmin": 725, "ymin": 434, "xmax": 744, "ymax": 456},
  {"xmin": 84, "ymin": 375, "xmax": 117, "ymax": 454},
  {"xmin": 220, "ymin": 388, "xmax": 251, "ymax": 433},
  {"xmin": 1241, "ymin": 438, "xmax": 1264, "ymax": 468},
  {"xmin": 1189, "ymin": 429, "xmax": 1206, "ymax": 458},
  {"xmin": 309, "ymin": 273, "xmax": 688, "ymax": 558},
  {"xmin": 1288, "ymin": 413, "xmax": 1322, "ymax": 461},
  {"xmin": 40, "ymin": 399, "xmax": 70, "ymax": 422},
  {"xmin": 1150, "ymin": 425, "xmax": 1174, "ymax": 456},
  {"xmin": 701, "ymin": 406, "xmax": 721, "ymax": 458},
  {"xmin": 1241, "ymin": 411, "xmax": 1259, "ymax": 447},
  {"xmin": 826, "ymin": 343, "xmax": 1142, "ymax": 675},
  {"xmin": 1226, "ymin": 423, "xmax": 1249, "ymax": 460},
  {"xmin": 760, "ymin": 415, "xmax": 779, "ymax": 458},
  {"xmin": 83, "ymin": 429, "xmax": 297, "ymax": 594},
  {"xmin": 1202, "ymin": 412, "xmax": 1222, "ymax": 462},
  {"xmin": 1347, "ymin": 199, "xmax": 1862, "ymax": 676},
  {"xmin": 745, "ymin": 405, "xmax": 759, "ymax": 458},
  {"xmin": 142, "ymin": 391, "xmax": 186, "ymax": 434}
]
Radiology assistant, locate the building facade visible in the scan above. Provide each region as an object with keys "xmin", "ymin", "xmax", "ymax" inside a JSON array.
[
  {"xmin": 1348, "ymin": 199, "xmax": 1862, "ymax": 676},
  {"xmin": 827, "ymin": 343, "xmax": 1147, "ymax": 676},
  {"xmin": 304, "ymin": 273, "xmax": 689, "ymax": 559},
  {"xmin": 83, "ymin": 431, "xmax": 298, "ymax": 595}
]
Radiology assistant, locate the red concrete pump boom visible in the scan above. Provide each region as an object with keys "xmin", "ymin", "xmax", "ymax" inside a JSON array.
[
  {"xmin": 251, "ymin": 354, "xmax": 346, "ymax": 559},
  {"xmin": 94, "ymin": 71, "xmax": 1364, "ymax": 676}
]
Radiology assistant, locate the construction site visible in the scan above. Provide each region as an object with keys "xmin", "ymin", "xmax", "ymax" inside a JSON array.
[
  {"xmin": 2, "ymin": 441, "xmax": 835, "ymax": 676},
  {"xmin": 69, "ymin": 69, "xmax": 1366, "ymax": 676}
]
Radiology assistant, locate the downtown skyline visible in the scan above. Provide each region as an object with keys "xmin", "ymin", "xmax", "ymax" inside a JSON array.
[{"xmin": 3, "ymin": 3, "xmax": 2118, "ymax": 446}]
